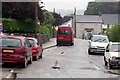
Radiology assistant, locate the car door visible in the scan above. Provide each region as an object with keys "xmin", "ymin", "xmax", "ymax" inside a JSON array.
[
  {"xmin": 24, "ymin": 38, "xmax": 32, "ymax": 60},
  {"xmin": 36, "ymin": 40, "xmax": 42, "ymax": 55}
]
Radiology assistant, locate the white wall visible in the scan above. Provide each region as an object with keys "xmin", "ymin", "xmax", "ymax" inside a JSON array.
[{"xmin": 76, "ymin": 23, "xmax": 102, "ymax": 38}]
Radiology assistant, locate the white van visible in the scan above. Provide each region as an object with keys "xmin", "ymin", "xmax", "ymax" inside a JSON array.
[
  {"xmin": 88, "ymin": 35, "xmax": 109, "ymax": 55},
  {"xmin": 104, "ymin": 42, "xmax": 120, "ymax": 69}
]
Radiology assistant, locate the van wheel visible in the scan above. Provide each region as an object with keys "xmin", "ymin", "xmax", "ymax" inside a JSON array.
[
  {"xmin": 105, "ymin": 60, "xmax": 108, "ymax": 66},
  {"xmin": 109, "ymin": 64, "xmax": 113, "ymax": 69},
  {"xmin": 57, "ymin": 43, "xmax": 60, "ymax": 46},
  {"xmin": 104, "ymin": 56, "xmax": 107, "ymax": 66},
  {"xmin": 108, "ymin": 60, "xmax": 113, "ymax": 69}
]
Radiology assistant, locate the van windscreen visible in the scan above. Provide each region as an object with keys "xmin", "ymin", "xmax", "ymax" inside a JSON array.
[{"xmin": 58, "ymin": 29, "xmax": 70, "ymax": 35}]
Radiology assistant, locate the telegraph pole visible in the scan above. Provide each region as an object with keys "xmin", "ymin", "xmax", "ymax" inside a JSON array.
[{"xmin": 74, "ymin": 7, "xmax": 76, "ymax": 38}]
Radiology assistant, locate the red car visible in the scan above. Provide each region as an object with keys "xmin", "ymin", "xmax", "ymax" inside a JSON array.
[
  {"xmin": 0, "ymin": 36, "xmax": 32, "ymax": 68},
  {"xmin": 27, "ymin": 37, "xmax": 43, "ymax": 61}
]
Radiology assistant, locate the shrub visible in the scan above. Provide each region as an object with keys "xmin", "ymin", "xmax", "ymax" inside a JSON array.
[
  {"xmin": 39, "ymin": 24, "xmax": 51, "ymax": 38},
  {"xmin": 106, "ymin": 24, "xmax": 120, "ymax": 42},
  {"xmin": 1, "ymin": 18, "xmax": 35, "ymax": 33}
]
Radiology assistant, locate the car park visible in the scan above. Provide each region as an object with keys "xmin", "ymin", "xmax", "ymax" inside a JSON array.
[
  {"xmin": 56, "ymin": 26, "xmax": 74, "ymax": 46},
  {"xmin": 27, "ymin": 37, "xmax": 43, "ymax": 61},
  {"xmin": 0, "ymin": 36, "xmax": 32, "ymax": 68},
  {"xmin": 88, "ymin": 35, "xmax": 109, "ymax": 55},
  {"xmin": 104, "ymin": 42, "xmax": 120, "ymax": 69}
]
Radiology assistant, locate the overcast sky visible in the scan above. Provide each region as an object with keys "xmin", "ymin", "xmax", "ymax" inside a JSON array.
[{"xmin": 41, "ymin": 0, "xmax": 95, "ymax": 11}]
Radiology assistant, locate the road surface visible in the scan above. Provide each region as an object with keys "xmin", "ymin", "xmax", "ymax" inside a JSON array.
[{"xmin": 1, "ymin": 38, "xmax": 119, "ymax": 78}]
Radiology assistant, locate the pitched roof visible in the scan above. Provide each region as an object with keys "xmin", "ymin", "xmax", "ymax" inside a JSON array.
[
  {"xmin": 102, "ymin": 14, "xmax": 119, "ymax": 25},
  {"xmin": 76, "ymin": 15, "xmax": 103, "ymax": 23}
]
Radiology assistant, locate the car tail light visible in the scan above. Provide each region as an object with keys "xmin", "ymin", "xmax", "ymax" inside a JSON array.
[
  {"xmin": 32, "ymin": 47, "xmax": 36, "ymax": 50},
  {"xmin": 32, "ymin": 46, "xmax": 37, "ymax": 53}
]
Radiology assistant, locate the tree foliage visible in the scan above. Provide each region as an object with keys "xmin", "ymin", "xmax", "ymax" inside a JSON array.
[
  {"xmin": 106, "ymin": 24, "xmax": 120, "ymax": 42},
  {"xmin": 43, "ymin": 11, "xmax": 55, "ymax": 25},
  {"xmin": 1, "ymin": 18, "xmax": 35, "ymax": 33},
  {"xmin": 52, "ymin": 12, "xmax": 63, "ymax": 26},
  {"xmin": 2, "ymin": 2, "xmax": 44, "ymax": 23},
  {"xmin": 84, "ymin": 2, "xmax": 118, "ymax": 15},
  {"xmin": 62, "ymin": 16, "xmax": 72, "ymax": 24}
]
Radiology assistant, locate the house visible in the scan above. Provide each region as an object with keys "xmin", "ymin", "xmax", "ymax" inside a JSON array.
[
  {"xmin": 60, "ymin": 19, "xmax": 72, "ymax": 27},
  {"xmin": 72, "ymin": 15, "xmax": 103, "ymax": 39},
  {"xmin": 102, "ymin": 14, "xmax": 119, "ymax": 29}
]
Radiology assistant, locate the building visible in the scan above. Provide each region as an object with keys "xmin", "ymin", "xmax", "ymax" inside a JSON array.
[
  {"xmin": 102, "ymin": 14, "xmax": 119, "ymax": 29},
  {"xmin": 60, "ymin": 19, "xmax": 72, "ymax": 27},
  {"xmin": 73, "ymin": 15, "xmax": 103, "ymax": 39}
]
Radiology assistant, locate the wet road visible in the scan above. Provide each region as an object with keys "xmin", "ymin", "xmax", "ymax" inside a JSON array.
[{"xmin": 1, "ymin": 38, "xmax": 119, "ymax": 78}]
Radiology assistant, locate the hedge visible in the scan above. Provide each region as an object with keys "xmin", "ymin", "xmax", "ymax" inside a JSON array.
[
  {"xmin": 1, "ymin": 18, "xmax": 53, "ymax": 39},
  {"xmin": 1, "ymin": 18, "xmax": 35, "ymax": 33}
]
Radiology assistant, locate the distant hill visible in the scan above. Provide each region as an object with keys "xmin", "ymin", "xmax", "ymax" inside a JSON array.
[{"xmin": 55, "ymin": 9, "xmax": 84, "ymax": 17}]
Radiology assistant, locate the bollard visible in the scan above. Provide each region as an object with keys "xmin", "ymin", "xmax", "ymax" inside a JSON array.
[
  {"xmin": 11, "ymin": 72, "xmax": 17, "ymax": 80},
  {"xmin": 61, "ymin": 52, "xmax": 64, "ymax": 54},
  {"xmin": 6, "ymin": 70, "xmax": 17, "ymax": 80},
  {"xmin": 52, "ymin": 60, "xmax": 60, "ymax": 69}
]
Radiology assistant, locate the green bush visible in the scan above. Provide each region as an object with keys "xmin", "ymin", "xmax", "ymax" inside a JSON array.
[
  {"xmin": 39, "ymin": 24, "xmax": 51, "ymax": 38},
  {"xmin": 1, "ymin": 18, "xmax": 52, "ymax": 40},
  {"xmin": 1, "ymin": 18, "xmax": 35, "ymax": 33},
  {"xmin": 106, "ymin": 24, "xmax": 120, "ymax": 42}
]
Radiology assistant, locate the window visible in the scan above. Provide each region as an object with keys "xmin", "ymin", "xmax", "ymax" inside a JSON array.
[
  {"xmin": 92, "ymin": 36, "xmax": 109, "ymax": 43},
  {"xmin": 0, "ymin": 38, "xmax": 21, "ymax": 48},
  {"xmin": 58, "ymin": 29, "xmax": 70, "ymax": 35},
  {"xmin": 28, "ymin": 39, "xmax": 34, "ymax": 47},
  {"xmin": 111, "ymin": 44, "xmax": 120, "ymax": 52},
  {"xmin": 24, "ymin": 38, "xmax": 31, "ymax": 47}
]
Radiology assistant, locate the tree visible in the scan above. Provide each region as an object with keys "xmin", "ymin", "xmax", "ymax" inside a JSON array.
[
  {"xmin": 2, "ymin": 2, "xmax": 44, "ymax": 23},
  {"xmin": 62, "ymin": 16, "xmax": 72, "ymax": 24},
  {"xmin": 43, "ymin": 11, "xmax": 55, "ymax": 25},
  {"xmin": 106, "ymin": 24, "xmax": 120, "ymax": 42},
  {"xmin": 84, "ymin": 2, "xmax": 118, "ymax": 15},
  {"xmin": 52, "ymin": 12, "xmax": 63, "ymax": 26}
]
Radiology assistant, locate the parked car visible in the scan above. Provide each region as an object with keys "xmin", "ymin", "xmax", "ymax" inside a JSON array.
[
  {"xmin": 88, "ymin": 35, "xmax": 109, "ymax": 55},
  {"xmin": 104, "ymin": 42, "xmax": 120, "ymax": 69},
  {"xmin": 0, "ymin": 36, "xmax": 32, "ymax": 68},
  {"xmin": 27, "ymin": 37, "xmax": 43, "ymax": 61},
  {"xmin": 56, "ymin": 26, "xmax": 74, "ymax": 46},
  {"xmin": 0, "ymin": 32, "xmax": 8, "ymax": 36}
]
